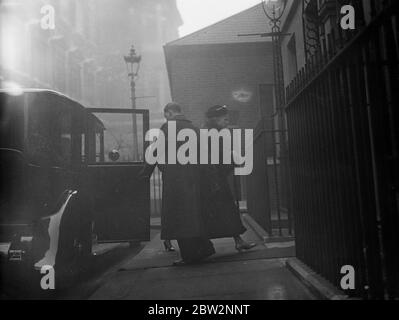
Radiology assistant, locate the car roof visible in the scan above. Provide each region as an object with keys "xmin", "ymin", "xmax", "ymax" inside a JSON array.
[
  {"xmin": 0, "ymin": 88, "xmax": 105, "ymax": 129},
  {"xmin": 1, "ymin": 88, "xmax": 82, "ymax": 103},
  {"xmin": 0, "ymin": 88, "xmax": 89, "ymax": 112},
  {"xmin": 1, "ymin": 88, "xmax": 71, "ymax": 97}
]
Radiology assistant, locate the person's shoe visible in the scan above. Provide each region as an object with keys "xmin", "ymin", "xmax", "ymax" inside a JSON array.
[
  {"xmin": 195, "ymin": 247, "xmax": 215, "ymax": 261},
  {"xmin": 173, "ymin": 248, "xmax": 215, "ymax": 267},
  {"xmin": 163, "ymin": 240, "xmax": 175, "ymax": 252},
  {"xmin": 172, "ymin": 259, "xmax": 188, "ymax": 266},
  {"xmin": 235, "ymin": 239, "xmax": 257, "ymax": 252}
]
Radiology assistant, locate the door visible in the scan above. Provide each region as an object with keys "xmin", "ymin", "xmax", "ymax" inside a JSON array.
[{"xmin": 85, "ymin": 108, "xmax": 150, "ymax": 242}]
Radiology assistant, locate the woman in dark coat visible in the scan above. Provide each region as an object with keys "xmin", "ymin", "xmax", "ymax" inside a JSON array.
[{"xmin": 201, "ymin": 105, "xmax": 256, "ymax": 251}]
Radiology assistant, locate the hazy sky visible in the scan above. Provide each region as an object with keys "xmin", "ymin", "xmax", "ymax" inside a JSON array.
[{"xmin": 176, "ymin": 0, "xmax": 261, "ymax": 37}]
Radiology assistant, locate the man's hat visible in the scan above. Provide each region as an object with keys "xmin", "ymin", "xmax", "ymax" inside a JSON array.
[{"xmin": 205, "ymin": 105, "xmax": 228, "ymax": 118}]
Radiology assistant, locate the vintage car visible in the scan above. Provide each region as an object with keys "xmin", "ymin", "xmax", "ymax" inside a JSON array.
[{"xmin": 0, "ymin": 89, "xmax": 150, "ymax": 295}]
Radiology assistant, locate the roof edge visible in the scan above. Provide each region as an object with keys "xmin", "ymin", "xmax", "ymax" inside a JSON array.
[{"xmin": 165, "ymin": 3, "xmax": 264, "ymax": 47}]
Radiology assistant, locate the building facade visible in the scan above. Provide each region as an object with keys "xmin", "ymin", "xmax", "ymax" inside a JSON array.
[{"xmin": 0, "ymin": 0, "xmax": 182, "ymax": 125}]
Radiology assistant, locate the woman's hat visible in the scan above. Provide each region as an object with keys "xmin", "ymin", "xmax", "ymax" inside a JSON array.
[{"xmin": 205, "ymin": 105, "xmax": 228, "ymax": 118}]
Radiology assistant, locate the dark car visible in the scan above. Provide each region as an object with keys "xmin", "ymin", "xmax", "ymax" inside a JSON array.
[{"xmin": 0, "ymin": 89, "xmax": 150, "ymax": 296}]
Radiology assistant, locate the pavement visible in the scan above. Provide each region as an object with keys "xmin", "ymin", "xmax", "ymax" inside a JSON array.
[
  {"xmin": 92, "ymin": 242, "xmax": 130, "ymax": 255},
  {"xmin": 89, "ymin": 218, "xmax": 316, "ymax": 300}
]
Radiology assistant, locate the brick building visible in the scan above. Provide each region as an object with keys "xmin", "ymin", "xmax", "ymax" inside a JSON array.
[
  {"xmin": 0, "ymin": 0, "xmax": 182, "ymax": 125},
  {"xmin": 164, "ymin": 4, "xmax": 274, "ymax": 130}
]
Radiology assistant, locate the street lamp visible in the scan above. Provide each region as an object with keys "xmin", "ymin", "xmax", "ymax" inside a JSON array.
[
  {"xmin": 238, "ymin": 1, "xmax": 288, "ymax": 107},
  {"xmin": 262, "ymin": 0, "xmax": 287, "ymax": 23},
  {"xmin": 124, "ymin": 45, "xmax": 142, "ymax": 161},
  {"xmin": 124, "ymin": 45, "xmax": 142, "ymax": 80}
]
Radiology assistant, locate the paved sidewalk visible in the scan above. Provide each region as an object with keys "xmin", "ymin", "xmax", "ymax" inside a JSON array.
[{"xmin": 89, "ymin": 222, "xmax": 315, "ymax": 300}]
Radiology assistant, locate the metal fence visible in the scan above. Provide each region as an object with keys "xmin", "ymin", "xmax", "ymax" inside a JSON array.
[
  {"xmin": 286, "ymin": 1, "xmax": 399, "ymax": 299},
  {"xmin": 246, "ymin": 117, "xmax": 294, "ymax": 237}
]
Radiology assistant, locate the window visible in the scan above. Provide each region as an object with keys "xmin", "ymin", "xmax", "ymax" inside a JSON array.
[
  {"xmin": 0, "ymin": 94, "xmax": 24, "ymax": 151},
  {"xmin": 87, "ymin": 112, "xmax": 145, "ymax": 163},
  {"xmin": 26, "ymin": 93, "xmax": 72, "ymax": 167},
  {"xmin": 68, "ymin": 53, "xmax": 82, "ymax": 100},
  {"xmin": 53, "ymin": 46, "xmax": 66, "ymax": 91}
]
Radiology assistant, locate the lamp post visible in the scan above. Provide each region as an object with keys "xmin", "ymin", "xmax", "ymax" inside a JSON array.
[
  {"xmin": 124, "ymin": 45, "xmax": 142, "ymax": 161},
  {"xmin": 262, "ymin": 0, "xmax": 287, "ymax": 109},
  {"xmin": 238, "ymin": 0, "xmax": 288, "ymax": 118}
]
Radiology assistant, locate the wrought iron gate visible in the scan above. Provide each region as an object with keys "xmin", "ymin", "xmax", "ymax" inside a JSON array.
[{"xmin": 247, "ymin": 109, "xmax": 294, "ymax": 237}]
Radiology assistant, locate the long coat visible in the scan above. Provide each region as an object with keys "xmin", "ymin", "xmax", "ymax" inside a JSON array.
[
  {"xmin": 201, "ymin": 133, "xmax": 246, "ymax": 239},
  {"xmin": 159, "ymin": 116, "xmax": 206, "ymax": 240}
]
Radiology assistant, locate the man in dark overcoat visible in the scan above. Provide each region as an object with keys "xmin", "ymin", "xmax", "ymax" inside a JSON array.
[{"xmin": 141, "ymin": 102, "xmax": 215, "ymax": 265}]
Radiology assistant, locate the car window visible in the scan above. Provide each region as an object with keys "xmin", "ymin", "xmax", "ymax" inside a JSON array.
[
  {"xmin": 26, "ymin": 93, "xmax": 72, "ymax": 167},
  {"xmin": 0, "ymin": 93, "xmax": 24, "ymax": 151}
]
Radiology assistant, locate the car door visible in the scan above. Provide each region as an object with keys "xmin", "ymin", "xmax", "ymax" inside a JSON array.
[{"xmin": 85, "ymin": 108, "xmax": 150, "ymax": 242}]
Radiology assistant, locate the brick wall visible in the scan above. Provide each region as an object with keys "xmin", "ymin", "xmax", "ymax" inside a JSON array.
[{"xmin": 165, "ymin": 42, "xmax": 274, "ymax": 129}]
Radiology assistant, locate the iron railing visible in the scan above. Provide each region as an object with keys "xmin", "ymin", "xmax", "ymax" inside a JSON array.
[
  {"xmin": 286, "ymin": 1, "xmax": 399, "ymax": 299},
  {"xmin": 246, "ymin": 117, "xmax": 293, "ymax": 237}
]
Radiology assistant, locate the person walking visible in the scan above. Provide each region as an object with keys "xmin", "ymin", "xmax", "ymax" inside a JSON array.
[
  {"xmin": 201, "ymin": 105, "xmax": 256, "ymax": 252},
  {"xmin": 141, "ymin": 102, "xmax": 215, "ymax": 265}
]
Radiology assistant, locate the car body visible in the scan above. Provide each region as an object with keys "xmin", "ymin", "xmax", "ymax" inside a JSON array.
[{"xmin": 0, "ymin": 89, "xmax": 150, "ymax": 295}]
